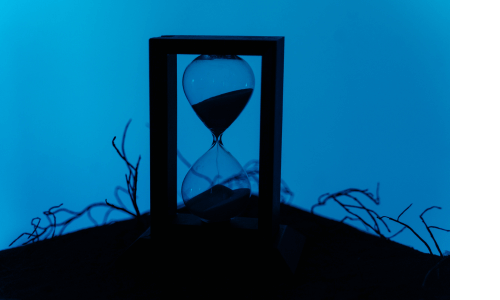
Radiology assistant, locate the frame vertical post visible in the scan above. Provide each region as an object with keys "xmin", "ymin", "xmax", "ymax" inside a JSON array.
[
  {"xmin": 149, "ymin": 40, "xmax": 177, "ymax": 239},
  {"xmin": 259, "ymin": 39, "xmax": 284, "ymax": 245}
]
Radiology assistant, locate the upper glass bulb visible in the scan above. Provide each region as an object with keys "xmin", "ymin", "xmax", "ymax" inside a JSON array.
[{"xmin": 182, "ymin": 55, "xmax": 255, "ymax": 137}]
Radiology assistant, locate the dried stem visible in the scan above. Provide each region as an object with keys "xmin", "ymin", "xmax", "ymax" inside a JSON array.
[
  {"xmin": 313, "ymin": 193, "xmax": 385, "ymax": 238},
  {"xmin": 428, "ymin": 226, "xmax": 450, "ymax": 232},
  {"xmin": 397, "ymin": 203, "xmax": 412, "ymax": 221},
  {"xmin": 386, "ymin": 227, "xmax": 406, "ymax": 240},
  {"xmin": 378, "ymin": 215, "xmax": 434, "ymax": 256},
  {"xmin": 105, "ymin": 199, "xmax": 136, "ymax": 218},
  {"xmin": 9, "ymin": 217, "xmax": 42, "ymax": 247},
  {"xmin": 177, "ymin": 149, "xmax": 192, "ymax": 169},
  {"xmin": 110, "ymin": 119, "xmax": 143, "ymax": 230},
  {"xmin": 420, "ymin": 206, "xmax": 450, "ymax": 257},
  {"xmin": 49, "ymin": 203, "xmax": 109, "ymax": 236},
  {"xmin": 113, "ymin": 186, "xmax": 129, "ymax": 210},
  {"xmin": 310, "ymin": 184, "xmax": 386, "ymax": 238},
  {"xmin": 342, "ymin": 204, "xmax": 390, "ymax": 232},
  {"xmin": 343, "ymin": 194, "xmax": 381, "ymax": 232}
]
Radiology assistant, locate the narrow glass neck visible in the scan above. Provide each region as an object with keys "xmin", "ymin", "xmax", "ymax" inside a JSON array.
[{"xmin": 211, "ymin": 133, "xmax": 223, "ymax": 147}]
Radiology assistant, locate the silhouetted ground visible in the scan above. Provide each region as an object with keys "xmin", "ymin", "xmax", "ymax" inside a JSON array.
[{"xmin": 0, "ymin": 198, "xmax": 449, "ymax": 299}]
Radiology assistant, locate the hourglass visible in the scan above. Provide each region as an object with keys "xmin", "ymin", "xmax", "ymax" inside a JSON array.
[
  {"xmin": 181, "ymin": 54, "xmax": 254, "ymax": 223},
  {"xmin": 150, "ymin": 35, "xmax": 284, "ymax": 239},
  {"xmin": 147, "ymin": 36, "xmax": 304, "ymax": 277}
]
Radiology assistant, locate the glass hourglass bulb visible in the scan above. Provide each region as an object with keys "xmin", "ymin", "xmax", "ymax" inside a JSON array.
[{"xmin": 181, "ymin": 55, "xmax": 254, "ymax": 223}]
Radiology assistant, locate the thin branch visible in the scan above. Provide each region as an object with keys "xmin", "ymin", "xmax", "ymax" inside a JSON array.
[
  {"xmin": 55, "ymin": 203, "xmax": 109, "ymax": 236},
  {"xmin": 338, "ymin": 188, "xmax": 380, "ymax": 205},
  {"xmin": 387, "ymin": 227, "xmax": 406, "ymax": 240},
  {"xmin": 105, "ymin": 199, "xmax": 136, "ymax": 218},
  {"xmin": 340, "ymin": 216, "xmax": 357, "ymax": 223},
  {"xmin": 429, "ymin": 226, "xmax": 450, "ymax": 232},
  {"xmin": 43, "ymin": 204, "xmax": 63, "ymax": 239},
  {"xmin": 103, "ymin": 207, "xmax": 114, "ymax": 225},
  {"xmin": 342, "ymin": 204, "xmax": 390, "ymax": 232},
  {"xmin": 121, "ymin": 119, "xmax": 132, "ymax": 163},
  {"xmin": 111, "ymin": 119, "xmax": 143, "ymax": 228},
  {"xmin": 87, "ymin": 209, "xmax": 98, "ymax": 227},
  {"xmin": 311, "ymin": 186, "xmax": 386, "ymax": 238},
  {"xmin": 114, "ymin": 186, "xmax": 129, "ymax": 209},
  {"xmin": 31, "ymin": 217, "xmax": 41, "ymax": 242},
  {"xmin": 280, "ymin": 179, "xmax": 294, "ymax": 204},
  {"xmin": 378, "ymin": 215, "xmax": 434, "ymax": 256},
  {"xmin": 343, "ymin": 194, "xmax": 380, "ymax": 232},
  {"xmin": 177, "ymin": 149, "xmax": 192, "ymax": 169},
  {"xmin": 112, "ymin": 136, "xmax": 135, "ymax": 170},
  {"xmin": 397, "ymin": 203, "xmax": 412, "ymax": 221},
  {"xmin": 420, "ymin": 206, "xmax": 449, "ymax": 257},
  {"xmin": 9, "ymin": 217, "xmax": 42, "ymax": 247},
  {"xmin": 310, "ymin": 193, "xmax": 330, "ymax": 212},
  {"xmin": 131, "ymin": 156, "xmax": 141, "ymax": 217},
  {"xmin": 314, "ymin": 194, "xmax": 385, "ymax": 238}
]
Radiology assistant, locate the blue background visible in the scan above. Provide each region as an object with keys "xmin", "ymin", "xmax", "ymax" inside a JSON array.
[{"xmin": 1, "ymin": 0, "xmax": 449, "ymax": 255}]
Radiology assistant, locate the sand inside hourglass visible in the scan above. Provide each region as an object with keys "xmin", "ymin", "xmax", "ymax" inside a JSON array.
[
  {"xmin": 191, "ymin": 88, "xmax": 253, "ymax": 138},
  {"xmin": 185, "ymin": 185, "xmax": 251, "ymax": 222}
]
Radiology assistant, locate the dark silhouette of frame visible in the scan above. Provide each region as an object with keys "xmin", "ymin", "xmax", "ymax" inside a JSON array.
[{"xmin": 149, "ymin": 35, "xmax": 284, "ymax": 248}]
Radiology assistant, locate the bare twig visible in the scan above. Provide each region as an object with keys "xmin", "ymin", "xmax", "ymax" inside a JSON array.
[
  {"xmin": 342, "ymin": 204, "xmax": 390, "ymax": 232},
  {"xmin": 343, "ymin": 194, "xmax": 382, "ymax": 232},
  {"xmin": 110, "ymin": 119, "xmax": 143, "ymax": 229},
  {"xmin": 114, "ymin": 186, "xmax": 129, "ymax": 209},
  {"xmin": 102, "ymin": 207, "xmax": 115, "ymax": 225},
  {"xmin": 50, "ymin": 203, "xmax": 109, "ymax": 236},
  {"xmin": 378, "ymin": 214, "xmax": 434, "ymax": 256},
  {"xmin": 280, "ymin": 179, "xmax": 294, "ymax": 204},
  {"xmin": 380, "ymin": 205, "xmax": 449, "ymax": 261},
  {"xmin": 340, "ymin": 216, "xmax": 357, "ymax": 223},
  {"xmin": 420, "ymin": 206, "xmax": 450, "ymax": 257},
  {"xmin": 9, "ymin": 217, "xmax": 42, "ymax": 247},
  {"xmin": 310, "ymin": 184, "xmax": 386, "ymax": 238},
  {"xmin": 387, "ymin": 227, "xmax": 406, "ymax": 240},
  {"xmin": 313, "ymin": 193, "xmax": 385, "ymax": 238},
  {"xmin": 10, "ymin": 203, "xmax": 103, "ymax": 246},
  {"xmin": 43, "ymin": 204, "xmax": 63, "ymax": 239},
  {"xmin": 177, "ymin": 149, "xmax": 192, "ymax": 169},
  {"xmin": 398, "ymin": 203, "xmax": 413, "ymax": 221},
  {"xmin": 31, "ymin": 217, "xmax": 41, "ymax": 242},
  {"xmin": 428, "ymin": 226, "xmax": 450, "ymax": 232},
  {"xmin": 105, "ymin": 199, "xmax": 136, "ymax": 218}
]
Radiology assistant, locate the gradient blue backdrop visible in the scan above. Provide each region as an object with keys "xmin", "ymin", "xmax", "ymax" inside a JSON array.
[{"xmin": 1, "ymin": 0, "xmax": 449, "ymax": 255}]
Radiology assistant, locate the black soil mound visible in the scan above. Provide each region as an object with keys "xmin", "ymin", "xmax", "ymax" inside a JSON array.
[{"xmin": 0, "ymin": 197, "xmax": 449, "ymax": 299}]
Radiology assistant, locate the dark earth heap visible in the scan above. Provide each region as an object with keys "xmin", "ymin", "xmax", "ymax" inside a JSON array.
[{"xmin": 0, "ymin": 197, "xmax": 449, "ymax": 299}]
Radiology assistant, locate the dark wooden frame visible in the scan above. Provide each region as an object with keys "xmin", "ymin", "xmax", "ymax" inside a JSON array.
[{"xmin": 149, "ymin": 35, "xmax": 284, "ymax": 247}]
